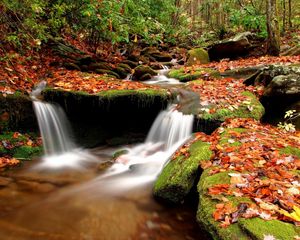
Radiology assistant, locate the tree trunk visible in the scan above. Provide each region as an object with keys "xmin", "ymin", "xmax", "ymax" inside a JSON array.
[
  {"xmin": 282, "ymin": 0, "xmax": 286, "ymax": 34},
  {"xmin": 288, "ymin": 0, "xmax": 292, "ymax": 29},
  {"xmin": 266, "ymin": 0, "xmax": 280, "ymax": 56}
]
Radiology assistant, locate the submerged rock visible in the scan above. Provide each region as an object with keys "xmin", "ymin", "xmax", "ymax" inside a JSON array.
[{"xmin": 186, "ymin": 48, "xmax": 210, "ymax": 66}]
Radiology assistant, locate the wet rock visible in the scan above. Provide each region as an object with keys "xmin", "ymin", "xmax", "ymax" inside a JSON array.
[
  {"xmin": 140, "ymin": 73, "xmax": 152, "ymax": 81},
  {"xmin": 117, "ymin": 63, "xmax": 132, "ymax": 73},
  {"xmin": 113, "ymin": 67, "xmax": 129, "ymax": 79},
  {"xmin": 208, "ymin": 32, "xmax": 255, "ymax": 61},
  {"xmin": 78, "ymin": 55, "xmax": 95, "ymax": 66},
  {"xmin": 151, "ymin": 52, "xmax": 173, "ymax": 62},
  {"xmin": 16, "ymin": 180, "xmax": 56, "ymax": 193},
  {"xmin": 0, "ymin": 176, "xmax": 12, "ymax": 187},
  {"xmin": 132, "ymin": 65, "xmax": 157, "ymax": 81},
  {"xmin": 186, "ymin": 48, "xmax": 209, "ymax": 66}
]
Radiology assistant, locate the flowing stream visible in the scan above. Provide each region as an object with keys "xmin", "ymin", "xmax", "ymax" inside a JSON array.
[{"xmin": 0, "ymin": 71, "xmax": 212, "ymax": 239}]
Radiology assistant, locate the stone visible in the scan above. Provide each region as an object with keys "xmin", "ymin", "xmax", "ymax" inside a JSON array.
[
  {"xmin": 208, "ymin": 32, "xmax": 255, "ymax": 61},
  {"xmin": 88, "ymin": 62, "xmax": 113, "ymax": 71},
  {"xmin": 63, "ymin": 62, "xmax": 81, "ymax": 71},
  {"xmin": 95, "ymin": 69, "xmax": 120, "ymax": 79},
  {"xmin": 132, "ymin": 65, "xmax": 157, "ymax": 81},
  {"xmin": 186, "ymin": 48, "xmax": 210, "ymax": 66},
  {"xmin": 150, "ymin": 52, "xmax": 173, "ymax": 62}
]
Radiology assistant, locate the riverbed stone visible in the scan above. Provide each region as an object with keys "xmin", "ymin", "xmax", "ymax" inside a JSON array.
[
  {"xmin": 132, "ymin": 65, "xmax": 157, "ymax": 81},
  {"xmin": 168, "ymin": 67, "xmax": 220, "ymax": 82},
  {"xmin": 186, "ymin": 48, "xmax": 210, "ymax": 66},
  {"xmin": 153, "ymin": 139, "xmax": 212, "ymax": 204}
]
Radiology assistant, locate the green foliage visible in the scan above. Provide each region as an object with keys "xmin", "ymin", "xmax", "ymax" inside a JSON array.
[{"xmin": 229, "ymin": 6, "xmax": 267, "ymax": 38}]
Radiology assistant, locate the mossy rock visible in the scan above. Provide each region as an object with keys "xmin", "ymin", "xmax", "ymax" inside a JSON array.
[
  {"xmin": 95, "ymin": 69, "xmax": 120, "ymax": 79},
  {"xmin": 168, "ymin": 67, "xmax": 220, "ymax": 82},
  {"xmin": 63, "ymin": 62, "xmax": 81, "ymax": 71},
  {"xmin": 186, "ymin": 48, "xmax": 210, "ymax": 66},
  {"xmin": 117, "ymin": 63, "xmax": 132, "ymax": 73},
  {"xmin": 151, "ymin": 52, "xmax": 173, "ymax": 62},
  {"xmin": 89, "ymin": 62, "xmax": 113, "ymax": 71},
  {"xmin": 132, "ymin": 65, "xmax": 157, "ymax": 81},
  {"xmin": 239, "ymin": 218, "xmax": 300, "ymax": 240},
  {"xmin": 113, "ymin": 67, "xmax": 129, "ymax": 79},
  {"xmin": 13, "ymin": 146, "xmax": 42, "ymax": 160},
  {"xmin": 153, "ymin": 140, "xmax": 212, "ymax": 204},
  {"xmin": 122, "ymin": 60, "xmax": 138, "ymax": 68},
  {"xmin": 197, "ymin": 169, "xmax": 252, "ymax": 240},
  {"xmin": 200, "ymin": 91, "xmax": 265, "ymax": 122}
]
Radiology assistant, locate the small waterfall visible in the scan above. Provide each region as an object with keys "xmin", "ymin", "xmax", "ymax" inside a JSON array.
[
  {"xmin": 95, "ymin": 105, "xmax": 194, "ymax": 192},
  {"xmin": 31, "ymin": 82, "xmax": 95, "ymax": 169},
  {"xmin": 33, "ymin": 101, "xmax": 75, "ymax": 155},
  {"xmin": 145, "ymin": 65, "xmax": 181, "ymax": 85}
]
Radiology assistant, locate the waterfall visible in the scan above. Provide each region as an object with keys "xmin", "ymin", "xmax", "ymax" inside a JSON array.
[
  {"xmin": 145, "ymin": 65, "xmax": 181, "ymax": 85},
  {"xmin": 31, "ymin": 82, "xmax": 95, "ymax": 169},
  {"xmin": 95, "ymin": 105, "xmax": 194, "ymax": 191}
]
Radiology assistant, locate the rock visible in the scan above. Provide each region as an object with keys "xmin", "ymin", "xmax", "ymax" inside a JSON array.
[
  {"xmin": 63, "ymin": 62, "xmax": 81, "ymax": 71},
  {"xmin": 208, "ymin": 32, "xmax": 254, "ymax": 61},
  {"xmin": 13, "ymin": 146, "xmax": 42, "ymax": 160},
  {"xmin": 0, "ymin": 177, "xmax": 12, "ymax": 187},
  {"xmin": 117, "ymin": 63, "xmax": 132, "ymax": 73},
  {"xmin": 78, "ymin": 55, "xmax": 95, "ymax": 66},
  {"xmin": 281, "ymin": 44, "xmax": 300, "ymax": 56},
  {"xmin": 153, "ymin": 140, "xmax": 212, "ymax": 204},
  {"xmin": 186, "ymin": 48, "xmax": 209, "ymax": 66},
  {"xmin": 263, "ymin": 74, "xmax": 300, "ymax": 100},
  {"xmin": 95, "ymin": 69, "xmax": 120, "ymax": 78},
  {"xmin": 122, "ymin": 60, "xmax": 138, "ymax": 68},
  {"xmin": 132, "ymin": 65, "xmax": 157, "ymax": 81},
  {"xmin": 140, "ymin": 73, "xmax": 152, "ymax": 81},
  {"xmin": 168, "ymin": 67, "xmax": 220, "ymax": 82},
  {"xmin": 151, "ymin": 52, "xmax": 173, "ymax": 62},
  {"xmin": 89, "ymin": 62, "xmax": 113, "ymax": 71},
  {"xmin": 113, "ymin": 67, "xmax": 129, "ymax": 79}
]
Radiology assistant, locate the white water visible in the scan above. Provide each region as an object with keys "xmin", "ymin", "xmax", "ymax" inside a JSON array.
[
  {"xmin": 93, "ymin": 104, "xmax": 194, "ymax": 192},
  {"xmin": 145, "ymin": 65, "xmax": 181, "ymax": 85},
  {"xmin": 31, "ymin": 82, "xmax": 96, "ymax": 169}
]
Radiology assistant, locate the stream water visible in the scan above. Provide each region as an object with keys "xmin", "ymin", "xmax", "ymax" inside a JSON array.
[{"xmin": 0, "ymin": 69, "xmax": 212, "ymax": 239}]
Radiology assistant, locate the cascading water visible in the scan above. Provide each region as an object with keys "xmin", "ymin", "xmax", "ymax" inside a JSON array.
[
  {"xmin": 145, "ymin": 64, "xmax": 181, "ymax": 85},
  {"xmin": 92, "ymin": 104, "xmax": 194, "ymax": 192},
  {"xmin": 31, "ymin": 81, "xmax": 96, "ymax": 169}
]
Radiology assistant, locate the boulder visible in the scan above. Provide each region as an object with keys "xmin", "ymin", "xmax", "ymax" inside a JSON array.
[
  {"xmin": 88, "ymin": 62, "xmax": 113, "ymax": 71},
  {"xmin": 263, "ymin": 74, "xmax": 300, "ymax": 100},
  {"xmin": 186, "ymin": 48, "xmax": 210, "ymax": 66},
  {"xmin": 168, "ymin": 67, "xmax": 220, "ymax": 82},
  {"xmin": 153, "ymin": 139, "xmax": 212, "ymax": 204},
  {"xmin": 113, "ymin": 67, "xmax": 129, "ymax": 79},
  {"xmin": 122, "ymin": 60, "xmax": 138, "ymax": 68},
  {"xmin": 63, "ymin": 62, "xmax": 81, "ymax": 71},
  {"xmin": 132, "ymin": 65, "xmax": 157, "ymax": 81},
  {"xmin": 208, "ymin": 32, "xmax": 255, "ymax": 61},
  {"xmin": 95, "ymin": 69, "xmax": 120, "ymax": 79},
  {"xmin": 150, "ymin": 52, "xmax": 173, "ymax": 62}
]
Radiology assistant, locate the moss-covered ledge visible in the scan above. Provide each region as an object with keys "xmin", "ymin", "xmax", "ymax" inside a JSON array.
[
  {"xmin": 42, "ymin": 88, "xmax": 172, "ymax": 147},
  {"xmin": 198, "ymin": 91, "xmax": 265, "ymax": 123},
  {"xmin": 153, "ymin": 137, "xmax": 212, "ymax": 204},
  {"xmin": 168, "ymin": 67, "xmax": 220, "ymax": 82}
]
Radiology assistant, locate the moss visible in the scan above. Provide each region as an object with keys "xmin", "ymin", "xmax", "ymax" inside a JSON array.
[
  {"xmin": 97, "ymin": 89, "xmax": 169, "ymax": 99},
  {"xmin": 280, "ymin": 146, "xmax": 300, "ymax": 158},
  {"xmin": 0, "ymin": 132, "xmax": 27, "ymax": 144},
  {"xmin": 219, "ymin": 128, "xmax": 248, "ymax": 146},
  {"xmin": 197, "ymin": 169, "xmax": 251, "ymax": 240},
  {"xmin": 186, "ymin": 48, "xmax": 210, "ymax": 66},
  {"xmin": 202, "ymin": 91, "xmax": 265, "ymax": 121},
  {"xmin": 95, "ymin": 69, "xmax": 120, "ymax": 78},
  {"xmin": 153, "ymin": 140, "xmax": 212, "ymax": 204},
  {"xmin": 239, "ymin": 218, "xmax": 300, "ymax": 240},
  {"xmin": 168, "ymin": 68, "xmax": 220, "ymax": 82},
  {"xmin": 13, "ymin": 146, "xmax": 42, "ymax": 160},
  {"xmin": 112, "ymin": 149, "xmax": 129, "ymax": 159}
]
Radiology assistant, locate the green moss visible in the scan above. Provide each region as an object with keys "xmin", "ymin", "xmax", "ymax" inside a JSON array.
[
  {"xmin": 280, "ymin": 146, "xmax": 300, "ymax": 158},
  {"xmin": 202, "ymin": 91, "xmax": 265, "ymax": 122},
  {"xmin": 112, "ymin": 149, "xmax": 129, "ymax": 159},
  {"xmin": 197, "ymin": 169, "xmax": 251, "ymax": 240},
  {"xmin": 239, "ymin": 218, "xmax": 300, "ymax": 240},
  {"xmin": 219, "ymin": 128, "xmax": 248, "ymax": 146},
  {"xmin": 97, "ymin": 89, "xmax": 169, "ymax": 99},
  {"xmin": 168, "ymin": 68, "xmax": 220, "ymax": 82},
  {"xmin": 153, "ymin": 140, "xmax": 212, "ymax": 203},
  {"xmin": 186, "ymin": 48, "xmax": 210, "ymax": 66},
  {"xmin": 0, "ymin": 132, "xmax": 27, "ymax": 144},
  {"xmin": 13, "ymin": 146, "xmax": 42, "ymax": 160}
]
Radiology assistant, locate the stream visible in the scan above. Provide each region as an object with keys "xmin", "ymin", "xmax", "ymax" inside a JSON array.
[{"xmin": 0, "ymin": 68, "xmax": 212, "ymax": 240}]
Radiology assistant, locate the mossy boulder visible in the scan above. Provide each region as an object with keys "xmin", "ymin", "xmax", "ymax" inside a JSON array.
[
  {"xmin": 121, "ymin": 60, "xmax": 138, "ymax": 68},
  {"xmin": 88, "ymin": 62, "xmax": 113, "ymax": 71},
  {"xmin": 151, "ymin": 52, "xmax": 173, "ymax": 62},
  {"xmin": 199, "ymin": 92, "xmax": 265, "ymax": 122},
  {"xmin": 63, "ymin": 62, "xmax": 81, "ymax": 71},
  {"xmin": 95, "ymin": 69, "xmax": 120, "ymax": 79},
  {"xmin": 132, "ymin": 65, "xmax": 157, "ymax": 81},
  {"xmin": 153, "ymin": 139, "xmax": 212, "ymax": 204},
  {"xmin": 113, "ymin": 67, "xmax": 129, "ymax": 79},
  {"xmin": 168, "ymin": 67, "xmax": 220, "ymax": 82},
  {"xmin": 186, "ymin": 48, "xmax": 210, "ymax": 66}
]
